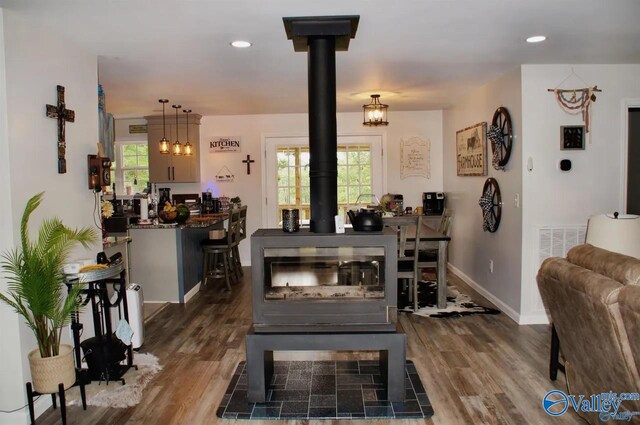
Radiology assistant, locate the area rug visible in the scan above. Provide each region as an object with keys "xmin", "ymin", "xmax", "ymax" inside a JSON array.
[
  {"xmin": 67, "ymin": 353, "xmax": 162, "ymax": 408},
  {"xmin": 216, "ymin": 360, "xmax": 434, "ymax": 420},
  {"xmin": 399, "ymin": 280, "xmax": 501, "ymax": 318}
]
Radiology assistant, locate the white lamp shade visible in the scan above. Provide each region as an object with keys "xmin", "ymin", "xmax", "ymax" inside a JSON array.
[{"xmin": 586, "ymin": 213, "xmax": 640, "ymax": 258}]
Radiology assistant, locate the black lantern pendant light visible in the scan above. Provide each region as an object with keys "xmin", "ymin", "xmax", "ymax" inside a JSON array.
[
  {"xmin": 182, "ymin": 109, "xmax": 193, "ymax": 156},
  {"xmin": 362, "ymin": 94, "xmax": 389, "ymax": 126},
  {"xmin": 172, "ymin": 104, "xmax": 182, "ymax": 156},
  {"xmin": 158, "ymin": 99, "xmax": 170, "ymax": 154}
]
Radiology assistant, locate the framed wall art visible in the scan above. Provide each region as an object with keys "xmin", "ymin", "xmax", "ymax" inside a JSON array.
[
  {"xmin": 400, "ymin": 137, "xmax": 431, "ymax": 179},
  {"xmin": 560, "ymin": 125, "xmax": 585, "ymax": 150},
  {"xmin": 456, "ymin": 122, "xmax": 487, "ymax": 176}
]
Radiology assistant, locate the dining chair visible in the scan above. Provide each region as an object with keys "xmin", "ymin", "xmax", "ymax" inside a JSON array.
[
  {"xmin": 201, "ymin": 208, "xmax": 242, "ymax": 291},
  {"xmin": 437, "ymin": 208, "xmax": 454, "ymax": 235},
  {"xmin": 385, "ymin": 215, "xmax": 422, "ymax": 311},
  {"xmin": 416, "ymin": 209, "xmax": 454, "ymax": 281}
]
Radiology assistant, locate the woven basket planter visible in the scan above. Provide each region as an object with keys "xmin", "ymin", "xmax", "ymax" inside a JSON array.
[{"xmin": 28, "ymin": 344, "xmax": 75, "ymax": 394}]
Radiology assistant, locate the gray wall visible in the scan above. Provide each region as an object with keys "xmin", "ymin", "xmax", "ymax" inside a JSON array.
[{"xmin": 442, "ymin": 67, "xmax": 523, "ymax": 320}]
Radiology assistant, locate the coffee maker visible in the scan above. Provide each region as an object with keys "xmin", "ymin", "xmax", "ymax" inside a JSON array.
[
  {"xmin": 201, "ymin": 192, "xmax": 221, "ymax": 214},
  {"xmin": 422, "ymin": 192, "xmax": 445, "ymax": 216},
  {"xmin": 158, "ymin": 188, "xmax": 171, "ymax": 206}
]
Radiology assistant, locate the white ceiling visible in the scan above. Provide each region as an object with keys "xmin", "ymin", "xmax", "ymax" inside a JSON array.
[{"xmin": 2, "ymin": 0, "xmax": 640, "ymax": 118}]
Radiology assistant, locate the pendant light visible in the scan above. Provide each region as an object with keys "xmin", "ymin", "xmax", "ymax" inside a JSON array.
[
  {"xmin": 158, "ymin": 99, "xmax": 170, "ymax": 154},
  {"xmin": 182, "ymin": 109, "xmax": 193, "ymax": 156},
  {"xmin": 172, "ymin": 104, "xmax": 182, "ymax": 156},
  {"xmin": 362, "ymin": 94, "xmax": 389, "ymax": 126}
]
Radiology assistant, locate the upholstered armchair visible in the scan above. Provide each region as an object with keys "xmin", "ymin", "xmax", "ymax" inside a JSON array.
[{"xmin": 537, "ymin": 244, "xmax": 640, "ymax": 424}]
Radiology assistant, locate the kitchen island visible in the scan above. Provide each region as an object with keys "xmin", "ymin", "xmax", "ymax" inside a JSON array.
[
  {"xmin": 103, "ymin": 236, "xmax": 132, "ymax": 284},
  {"xmin": 128, "ymin": 214, "xmax": 226, "ymax": 303}
]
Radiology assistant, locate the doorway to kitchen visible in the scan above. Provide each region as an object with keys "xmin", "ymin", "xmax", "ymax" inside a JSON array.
[{"xmin": 262, "ymin": 134, "xmax": 385, "ymax": 227}]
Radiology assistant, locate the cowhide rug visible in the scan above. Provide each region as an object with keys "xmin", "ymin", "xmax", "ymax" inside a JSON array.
[
  {"xmin": 66, "ymin": 353, "xmax": 162, "ymax": 408},
  {"xmin": 399, "ymin": 280, "xmax": 501, "ymax": 318}
]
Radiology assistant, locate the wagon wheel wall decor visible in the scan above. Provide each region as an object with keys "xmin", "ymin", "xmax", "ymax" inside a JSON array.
[
  {"xmin": 487, "ymin": 107, "xmax": 513, "ymax": 170},
  {"xmin": 478, "ymin": 177, "xmax": 502, "ymax": 232}
]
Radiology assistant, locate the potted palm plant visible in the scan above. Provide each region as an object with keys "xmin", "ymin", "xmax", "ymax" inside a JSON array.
[{"xmin": 0, "ymin": 192, "xmax": 97, "ymax": 393}]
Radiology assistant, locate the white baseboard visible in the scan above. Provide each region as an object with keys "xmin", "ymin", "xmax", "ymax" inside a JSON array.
[
  {"xmin": 33, "ymin": 395, "xmax": 51, "ymax": 422},
  {"xmin": 183, "ymin": 282, "xmax": 201, "ymax": 303},
  {"xmin": 144, "ymin": 300, "xmax": 179, "ymax": 303},
  {"xmin": 518, "ymin": 312, "xmax": 551, "ymax": 325},
  {"xmin": 448, "ymin": 264, "xmax": 521, "ymax": 324},
  {"xmin": 0, "ymin": 393, "xmax": 53, "ymax": 425}
]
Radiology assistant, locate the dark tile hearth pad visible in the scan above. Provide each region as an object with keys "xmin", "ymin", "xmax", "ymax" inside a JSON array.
[{"xmin": 217, "ymin": 360, "xmax": 434, "ymax": 420}]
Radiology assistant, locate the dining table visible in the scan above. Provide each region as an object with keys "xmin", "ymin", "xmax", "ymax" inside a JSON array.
[{"xmin": 383, "ymin": 216, "xmax": 451, "ymax": 309}]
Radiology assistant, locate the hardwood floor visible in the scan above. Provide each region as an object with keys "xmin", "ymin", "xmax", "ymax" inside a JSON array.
[{"xmin": 39, "ymin": 270, "xmax": 584, "ymax": 425}]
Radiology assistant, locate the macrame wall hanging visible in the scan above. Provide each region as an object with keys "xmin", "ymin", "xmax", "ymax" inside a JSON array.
[{"xmin": 547, "ymin": 69, "xmax": 602, "ymax": 139}]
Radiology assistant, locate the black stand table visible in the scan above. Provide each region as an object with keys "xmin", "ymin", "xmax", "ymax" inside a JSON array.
[
  {"xmin": 65, "ymin": 263, "xmax": 134, "ymax": 384},
  {"xmin": 25, "ymin": 264, "xmax": 135, "ymax": 425}
]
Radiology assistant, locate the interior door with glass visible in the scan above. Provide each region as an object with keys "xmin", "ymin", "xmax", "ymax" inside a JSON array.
[{"xmin": 264, "ymin": 134, "xmax": 384, "ymax": 227}]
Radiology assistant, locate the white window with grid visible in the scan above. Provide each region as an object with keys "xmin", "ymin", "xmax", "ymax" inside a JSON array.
[
  {"xmin": 264, "ymin": 134, "xmax": 385, "ymax": 227},
  {"xmin": 114, "ymin": 141, "xmax": 149, "ymax": 194}
]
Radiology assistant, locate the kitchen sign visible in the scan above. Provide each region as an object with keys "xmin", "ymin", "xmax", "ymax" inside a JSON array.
[
  {"xmin": 209, "ymin": 136, "xmax": 241, "ymax": 153},
  {"xmin": 128, "ymin": 124, "xmax": 147, "ymax": 134}
]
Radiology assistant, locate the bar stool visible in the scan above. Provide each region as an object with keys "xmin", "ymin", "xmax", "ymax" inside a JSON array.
[
  {"xmin": 201, "ymin": 208, "xmax": 241, "ymax": 291},
  {"xmin": 232, "ymin": 206, "xmax": 247, "ymax": 277}
]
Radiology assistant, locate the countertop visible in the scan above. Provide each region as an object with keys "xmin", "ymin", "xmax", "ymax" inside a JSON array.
[
  {"xmin": 128, "ymin": 213, "xmax": 227, "ymax": 230},
  {"xmin": 102, "ymin": 236, "xmax": 131, "ymax": 249}
]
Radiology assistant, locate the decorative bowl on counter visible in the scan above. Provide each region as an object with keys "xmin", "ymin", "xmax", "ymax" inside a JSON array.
[
  {"xmin": 158, "ymin": 209, "xmax": 178, "ymax": 223},
  {"xmin": 174, "ymin": 204, "xmax": 191, "ymax": 224}
]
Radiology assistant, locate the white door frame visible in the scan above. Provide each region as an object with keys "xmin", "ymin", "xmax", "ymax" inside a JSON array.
[
  {"xmin": 619, "ymin": 99, "xmax": 640, "ymax": 213},
  {"xmin": 260, "ymin": 132, "xmax": 388, "ymax": 228}
]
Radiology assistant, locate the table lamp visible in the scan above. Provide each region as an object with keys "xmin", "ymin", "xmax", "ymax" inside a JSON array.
[{"xmin": 585, "ymin": 212, "xmax": 640, "ymax": 258}]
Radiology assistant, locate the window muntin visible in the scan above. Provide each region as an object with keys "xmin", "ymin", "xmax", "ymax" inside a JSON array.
[{"xmin": 276, "ymin": 145, "xmax": 372, "ymax": 221}]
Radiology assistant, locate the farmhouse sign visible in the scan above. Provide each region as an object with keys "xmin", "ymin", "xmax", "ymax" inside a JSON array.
[
  {"xmin": 209, "ymin": 136, "xmax": 241, "ymax": 153},
  {"xmin": 456, "ymin": 122, "xmax": 487, "ymax": 176}
]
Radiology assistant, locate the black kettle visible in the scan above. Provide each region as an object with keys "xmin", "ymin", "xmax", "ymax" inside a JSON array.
[{"xmin": 347, "ymin": 208, "xmax": 384, "ymax": 232}]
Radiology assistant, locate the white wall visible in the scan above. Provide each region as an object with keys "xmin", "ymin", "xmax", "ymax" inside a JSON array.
[
  {"xmin": 0, "ymin": 9, "xmax": 25, "ymax": 424},
  {"xmin": 520, "ymin": 64, "xmax": 640, "ymax": 322},
  {"xmin": 1, "ymin": 9, "xmax": 100, "ymax": 423},
  {"xmin": 199, "ymin": 110, "xmax": 444, "ymax": 264},
  {"xmin": 443, "ymin": 67, "xmax": 523, "ymax": 321},
  {"xmin": 114, "ymin": 117, "xmax": 147, "ymax": 143}
]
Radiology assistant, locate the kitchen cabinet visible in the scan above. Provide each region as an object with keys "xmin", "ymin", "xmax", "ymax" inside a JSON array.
[{"xmin": 146, "ymin": 113, "xmax": 202, "ymax": 183}]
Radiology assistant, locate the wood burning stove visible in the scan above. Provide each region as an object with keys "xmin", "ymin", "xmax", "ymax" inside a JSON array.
[
  {"xmin": 251, "ymin": 228, "xmax": 398, "ymax": 333},
  {"xmin": 247, "ymin": 228, "xmax": 406, "ymax": 402},
  {"xmin": 246, "ymin": 15, "xmax": 406, "ymax": 403}
]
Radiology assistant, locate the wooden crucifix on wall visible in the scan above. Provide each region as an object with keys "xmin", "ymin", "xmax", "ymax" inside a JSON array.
[
  {"xmin": 242, "ymin": 154, "xmax": 255, "ymax": 175},
  {"xmin": 46, "ymin": 85, "xmax": 75, "ymax": 174}
]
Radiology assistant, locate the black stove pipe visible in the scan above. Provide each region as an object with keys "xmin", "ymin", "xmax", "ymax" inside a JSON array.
[
  {"xmin": 283, "ymin": 16, "xmax": 359, "ymax": 233},
  {"xmin": 308, "ymin": 36, "xmax": 337, "ymax": 233}
]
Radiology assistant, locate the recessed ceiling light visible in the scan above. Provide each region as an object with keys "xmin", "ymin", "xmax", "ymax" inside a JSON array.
[
  {"xmin": 231, "ymin": 40, "xmax": 252, "ymax": 48},
  {"xmin": 526, "ymin": 35, "xmax": 547, "ymax": 43}
]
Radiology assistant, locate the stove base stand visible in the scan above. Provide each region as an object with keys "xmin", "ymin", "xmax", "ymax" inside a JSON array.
[{"xmin": 246, "ymin": 330, "xmax": 406, "ymax": 402}]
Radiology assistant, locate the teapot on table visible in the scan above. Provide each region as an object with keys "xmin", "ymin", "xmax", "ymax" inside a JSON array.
[{"xmin": 347, "ymin": 194, "xmax": 384, "ymax": 232}]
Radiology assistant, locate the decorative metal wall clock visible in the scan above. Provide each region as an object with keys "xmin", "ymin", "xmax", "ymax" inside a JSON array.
[
  {"xmin": 487, "ymin": 107, "xmax": 513, "ymax": 170},
  {"xmin": 478, "ymin": 177, "xmax": 502, "ymax": 233}
]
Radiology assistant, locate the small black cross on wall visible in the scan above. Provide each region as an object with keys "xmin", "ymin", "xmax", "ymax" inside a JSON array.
[
  {"xmin": 242, "ymin": 154, "xmax": 255, "ymax": 175},
  {"xmin": 46, "ymin": 85, "xmax": 75, "ymax": 174}
]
